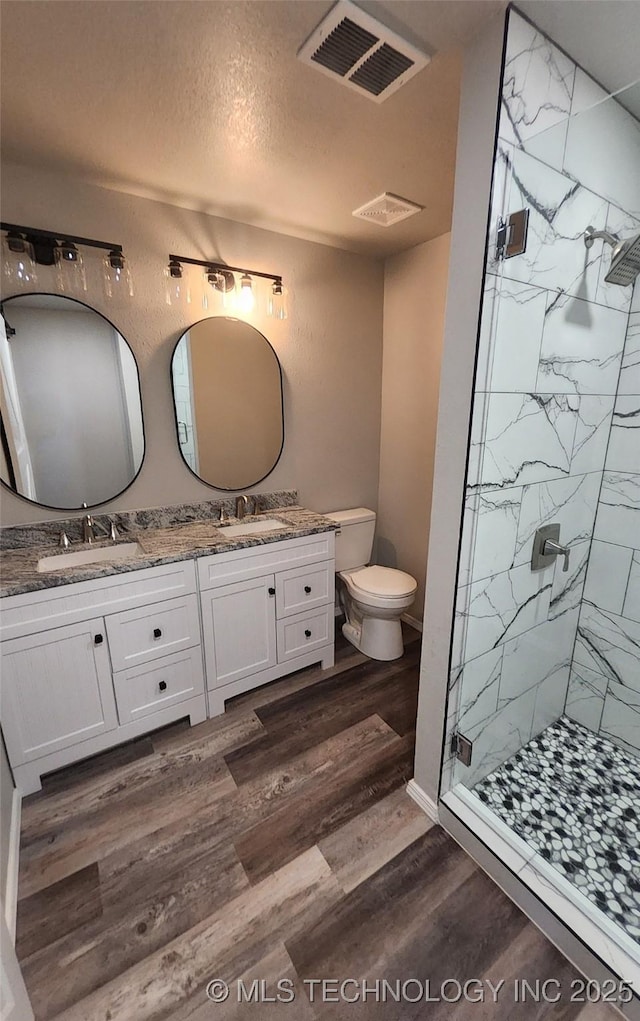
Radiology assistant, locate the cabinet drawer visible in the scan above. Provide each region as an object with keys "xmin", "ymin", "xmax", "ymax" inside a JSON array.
[
  {"xmin": 106, "ymin": 594, "xmax": 200, "ymax": 671},
  {"xmin": 276, "ymin": 605, "xmax": 332, "ymax": 663},
  {"xmin": 198, "ymin": 532, "xmax": 335, "ymax": 591},
  {"xmin": 1, "ymin": 560, "xmax": 197, "ymax": 641},
  {"xmin": 276, "ymin": 562, "xmax": 333, "ymax": 618},
  {"xmin": 112, "ymin": 647, "xmax": 205, "ymax": 724}
]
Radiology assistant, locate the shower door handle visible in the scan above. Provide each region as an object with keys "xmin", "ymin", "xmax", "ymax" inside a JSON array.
[{"xmin": 542, "ymin": 538, "xmax": 570, "ymax": 573}]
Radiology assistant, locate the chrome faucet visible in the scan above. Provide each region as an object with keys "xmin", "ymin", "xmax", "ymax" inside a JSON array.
[
  {"xmin": 81, "ymin": 504, "xmax": 119, "ymax": 544},
  {"xmin": 235, "ymin": 495, "xmax": 258, "ymax": 519},
  {"xmin": 82, "ymin": 503, "xmax": 96, "ymax": 544}
]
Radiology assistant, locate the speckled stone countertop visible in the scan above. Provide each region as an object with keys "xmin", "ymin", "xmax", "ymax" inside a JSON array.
[{"xmin": 0, "ymin": 506, "xmax": 338, "ymax": 599}]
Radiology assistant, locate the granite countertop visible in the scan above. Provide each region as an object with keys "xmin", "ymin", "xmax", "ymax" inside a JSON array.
[{"xmin": 0, "ymin": 507, "xmax": 338, "ymax": 598}]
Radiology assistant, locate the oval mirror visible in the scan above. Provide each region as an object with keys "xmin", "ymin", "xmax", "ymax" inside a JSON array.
[
  {"xmin": 170, "ymin": 317, "xmax": 284, "ymax": 491},
  {"xmin": 0, "ymin": 293, "xmax": 145, "ymax": 510}
]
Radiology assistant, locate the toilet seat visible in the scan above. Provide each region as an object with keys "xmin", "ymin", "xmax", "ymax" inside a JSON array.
[{"xmin": 341, "ymin": 565, "xmax": 417, "ymax": 604}]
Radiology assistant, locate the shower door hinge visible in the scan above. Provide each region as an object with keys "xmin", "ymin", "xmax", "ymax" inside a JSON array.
[
  {"xmin": 451, "ymin": 732, "xmax": 473, "ymax": 767},
  {"xmin": 496, "ymin": 208, "xmax": 529, "ymax": 260}
]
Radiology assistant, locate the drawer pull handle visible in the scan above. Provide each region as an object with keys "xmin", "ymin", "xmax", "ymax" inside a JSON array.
[
  {"xmin": 268, "ymin": 587, "xmax": 275, "ymax": 596},
  {"xmin": 304, "ymin": 585, "xmax": 312, "ymax": 594},
  {"xmin": 305, "ymin": 629, "xmax": 312, "ymax": 638},
  {"xmin": 153, "ymin": 628, "xmax": 162, "ymax": 639},
  {"xmin": 159, "ymin": 680, "xmax": 167, "ymax": 692},
  {"xmin": 94, "ymin": 634, "xmax": 104, "ymax": 645}
]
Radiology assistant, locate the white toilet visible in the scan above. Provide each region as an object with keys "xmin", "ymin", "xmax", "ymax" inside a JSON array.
[{"xmin": 325, "ymin": 508, "xmax": 417, "ymax": 661}]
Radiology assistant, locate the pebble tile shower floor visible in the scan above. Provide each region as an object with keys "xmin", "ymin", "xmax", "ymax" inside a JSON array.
[{"xmin": 472, "ymin": 716, "xmax": 640, "ymax": 943}]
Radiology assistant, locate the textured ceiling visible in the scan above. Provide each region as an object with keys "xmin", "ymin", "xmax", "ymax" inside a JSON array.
[{"xmin": 0, "ymin": 0, "xmax": 505, "ymax": 257}]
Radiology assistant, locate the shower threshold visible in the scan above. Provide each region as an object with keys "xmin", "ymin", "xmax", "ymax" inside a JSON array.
[{"xmin": 441, "ymin": 717, "xmax": 640, "ymax": 997}]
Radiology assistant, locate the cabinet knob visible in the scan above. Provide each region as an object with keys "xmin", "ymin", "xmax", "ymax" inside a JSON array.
[
  {"xmin": 153, "ymin": 627, "xmax": 162, "ymax": 639},
  {"xmin": 305, "ymin": 629, "xmax": 312, "ymax": 638},
  {"xmin": 159, "ymin": 680, "xmax": 167, "ymax": 692},
  {"xmin": 94, "ymin": 634, "xmax": 104, "ymax": 645},
  {"xmin": 304, "ymin": 585, "xmax": 312, "ymax": 594},
  {"xmin": 268, "ymin": 587, "xmax": 275, "ymax": 596}
]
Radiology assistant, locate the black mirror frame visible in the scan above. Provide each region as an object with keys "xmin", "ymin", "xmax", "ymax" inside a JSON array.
[
  {"xmin": 0, "ymin": 291, "xmax": 146, "ymax": 512},
  {"xmin": 169, "ymin": 315, "xmax": 285, "ymax": 493}
]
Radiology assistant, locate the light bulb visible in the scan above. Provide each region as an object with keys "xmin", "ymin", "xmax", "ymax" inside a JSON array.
[
  {"xmin": 268, "ymin": 279, "xmax": 287, "ymax": 320},
  {"xmin": 238, "ymin": 273, "xmax": 255, "ymax": 314}
]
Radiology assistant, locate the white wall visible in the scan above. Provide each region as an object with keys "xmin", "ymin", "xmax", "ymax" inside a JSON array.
[
  {"xmin": 0, "ymin": 163, "xmax": 384, "ymax": 524},
  {"xmin": 377, "ymin": 233, "xmax": 451, "ymax": 618}
]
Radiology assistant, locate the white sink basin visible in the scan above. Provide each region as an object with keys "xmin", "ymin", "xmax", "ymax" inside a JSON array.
[
  {"xmin": 38, "ymin": 542, "xmax": 144, "ymax": 573},
  {"xmin": 218, "ymin": 518, "xmax": 288, "ymax": 537}
]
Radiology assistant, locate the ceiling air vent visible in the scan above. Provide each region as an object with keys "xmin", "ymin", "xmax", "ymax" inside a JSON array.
[
  {"xmin": 352, "ymin": 192, "xmax": 424, "ymax": 227},
  {"xmin": 297, "ymin": 0, "xmax": 430, "ymax": 104}
]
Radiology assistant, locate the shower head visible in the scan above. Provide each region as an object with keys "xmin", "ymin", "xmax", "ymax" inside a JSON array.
[
  {"xmin": 604, "ymin": 233, "xmax": 640, "ymax": 287},
  {"xmin": 583, "ymin": 225, "xmax": 640, "ymax": 287}
]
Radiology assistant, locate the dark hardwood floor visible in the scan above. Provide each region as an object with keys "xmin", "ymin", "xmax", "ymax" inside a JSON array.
[{"xmin": 15, "ymin": 624, "xmax": 618, "ymax": 1020}]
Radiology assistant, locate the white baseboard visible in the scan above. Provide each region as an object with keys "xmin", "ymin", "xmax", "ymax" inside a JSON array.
[
  {"xmin": 4, "ymin": 788, "xmax": 22, "ymax": 943},
  {"xmin": 401, "ymin": 613, "xmax": 423, "ymax": 633},
  {"xmin": 406, "ymin": 778, "xmax": 438, "ymax": 822}
]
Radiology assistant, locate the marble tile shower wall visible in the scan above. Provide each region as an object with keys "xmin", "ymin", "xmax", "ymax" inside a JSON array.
[
  {"xmin": 445, "ymin": 10, "xmax": 640, "ymax": 791},
  {"xmin": 567, "ymin": 283, "xmax": 640, "ymax": 757}
]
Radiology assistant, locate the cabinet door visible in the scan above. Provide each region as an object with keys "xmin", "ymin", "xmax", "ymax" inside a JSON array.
[
  {"xmin": 202, "ymin": 576, "xmax": 277, "ymax": 689},
  {"xmin": 1, "ymin": 618, "xmax": 117, "ymax": 766}
]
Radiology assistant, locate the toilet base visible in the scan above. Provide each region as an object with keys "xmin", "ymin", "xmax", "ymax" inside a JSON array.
[{"xmin": 342, "ymin": 616, "xmax": 404, "ymax": 661}]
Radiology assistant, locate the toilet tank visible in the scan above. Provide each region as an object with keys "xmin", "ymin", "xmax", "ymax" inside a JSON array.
[{"xmin": 325, "ymin": 508, "xmax": 376, "ymax": 571}]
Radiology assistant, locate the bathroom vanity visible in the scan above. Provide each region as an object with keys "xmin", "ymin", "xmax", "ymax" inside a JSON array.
[{"xmin": 0, "ymin": 506, "xmax": 336, "ymax": 794}]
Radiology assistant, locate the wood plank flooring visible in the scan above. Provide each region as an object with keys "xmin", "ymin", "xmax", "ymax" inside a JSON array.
[{"xmin": 15, "ymin": 623, "xmax": 619, "ymax": 1021}]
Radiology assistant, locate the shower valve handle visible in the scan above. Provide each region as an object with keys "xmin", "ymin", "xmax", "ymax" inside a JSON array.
[{"xmin": 542, "ymin": 538, "xmax": 570, "ymax": 573}]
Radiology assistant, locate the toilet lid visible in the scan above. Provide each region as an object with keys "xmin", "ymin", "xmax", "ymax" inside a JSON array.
[{"xmin": 349, "ymin": 565, "xmax": 417, "ymax": 598}]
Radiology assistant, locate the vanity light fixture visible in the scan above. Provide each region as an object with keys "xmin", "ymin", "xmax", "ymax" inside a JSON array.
[
  {"xmin": 269, "ymin": 279, "xmax": 287, "ymax": 320},
  {"xmin": 164, "ymin": 257, "xmax": 191, "ymax": 306},
  {"xmin": 103, "ymin": 249, "xmax": 134, "ymax": 299},
  {"xmin": 167, "ymin": 253, "xmax": 285, "ymax": 318},
  {"xmin": 2, "ymin": 231, "xmax": 38, "ymax": 290},
  {"xmin": 238, "ymin": 273, "xmax": 255, "ymax": 314},
  {"xmin": 0, "ymin": 222, "xmax": 132, "ymax": 300},
  {"xmin": 54, "ymin": 240, "xmax": 87, "ymax": 295}
]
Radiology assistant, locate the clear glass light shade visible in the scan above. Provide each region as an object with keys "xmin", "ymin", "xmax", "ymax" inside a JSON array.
[
  {"xmin": 164, "ymin": 262, "xmax": 191, "ymax": 306},
  {"xmin": 54, "ymin": 242, "xmax": 87, "ymax": 294},
  {"xmin": 268, "ymin": 281, "xmax": 287, "ymax": 320},
  {"xmin": 2, "ymin": 234, "xmax": 38, "ymax": 291},
  {"xmin": 237, "ymin": 273, "xmax": 255, "ymax": 314},
  {"xmin": 103, "ymin": 251, "xmax": 134, "ymax": 299},
  {"xmin": 201, "ymin": 268, "xmax": 224, "ymax": 311}
]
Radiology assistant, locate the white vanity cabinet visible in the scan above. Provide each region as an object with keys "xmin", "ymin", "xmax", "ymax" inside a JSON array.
[
  {"xmin": 0, "ymin": 560, "xmax": 207, "ymax": 794},
  {"xmin": 0, "ymin": 528, "xmax": 336, "ymax": 793},
  {"xmin": 198, "ymin": 531, "xmax": 335, "ymax": 715}
]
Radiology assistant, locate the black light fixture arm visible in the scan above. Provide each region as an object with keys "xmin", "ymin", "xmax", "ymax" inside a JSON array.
[
  {"xmin": 169, "ymin": 254, "xmax": 283, "ymax": 286},
  {"xmin": 1, "ymin": 222, "xmax": 123, "ymax": 255}
]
